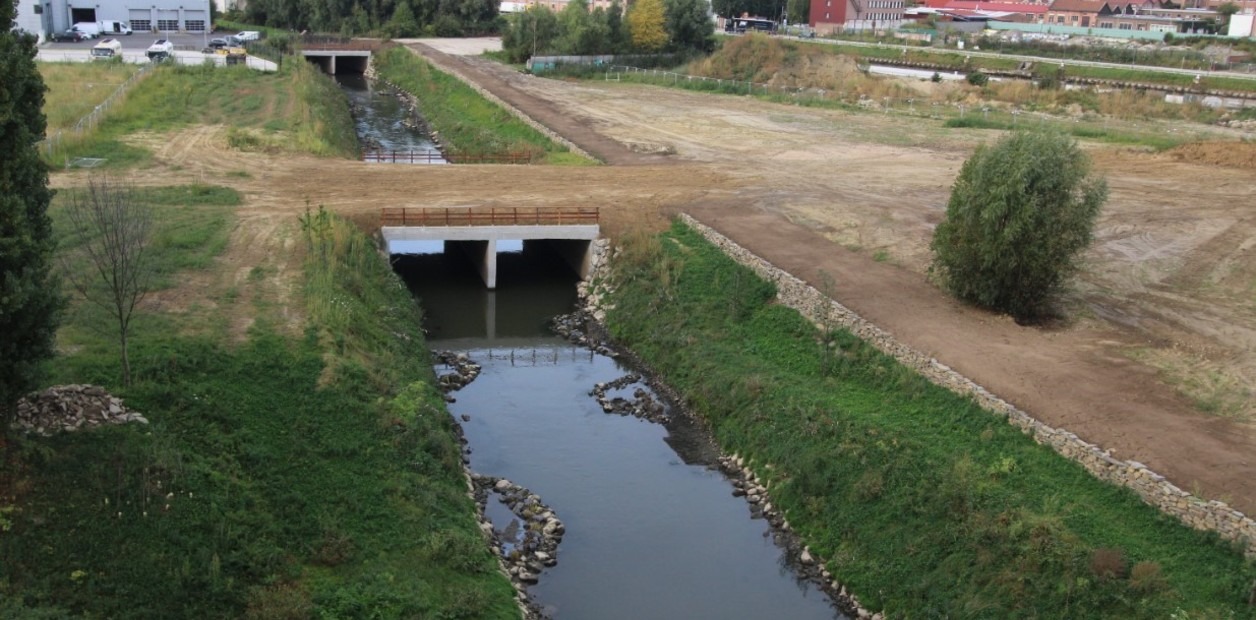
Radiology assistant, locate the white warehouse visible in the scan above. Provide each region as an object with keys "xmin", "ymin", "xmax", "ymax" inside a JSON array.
[{"xmin": 32, "ymin": 0, "xmax": 211, "ymax": 35}]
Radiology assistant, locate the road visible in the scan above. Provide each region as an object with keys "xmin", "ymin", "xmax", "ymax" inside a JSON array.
[{"xmin": 36, "ymin": 49, "xmax": 277, "ymax": 71}]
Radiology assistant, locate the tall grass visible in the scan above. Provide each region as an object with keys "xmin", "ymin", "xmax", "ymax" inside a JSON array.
[
  {"xmin": 38, "ymin": 61, "xmax": 140, "ymax": 131},
  {"xmin": 602, "ymin": 220, "xmax": 1256, "ymax": 619},
  {"xmin": 50, "ymin": 61, "xmax": 358, "ymax": 167},
  {"xmin": 373, "ymin": 46, "xmax": 586, "ymax": 164},
  {"xmin": 2, "ymin": 203, "xmax": 518, "ymax": 618}
]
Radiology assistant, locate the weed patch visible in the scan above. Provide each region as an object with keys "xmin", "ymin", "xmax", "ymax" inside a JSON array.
[{"xmin": 373, "ymin": 47, "xmax": 585, "ymax": 163}]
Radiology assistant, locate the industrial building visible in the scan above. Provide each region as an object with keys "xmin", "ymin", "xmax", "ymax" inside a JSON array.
[{"xmin": 26, "ymin": 0, "xmax": 211, "ymax": 36}]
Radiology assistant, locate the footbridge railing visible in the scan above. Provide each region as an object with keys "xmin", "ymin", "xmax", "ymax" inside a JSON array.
[{"xmin": 381, "ymin": 207, "xmax": 599, "ymax": 227}]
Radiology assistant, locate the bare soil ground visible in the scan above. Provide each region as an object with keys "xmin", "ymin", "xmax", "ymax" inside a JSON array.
[{"xmin": 54, "ymin": 43, "xmax": 1254, "ymax": 516}]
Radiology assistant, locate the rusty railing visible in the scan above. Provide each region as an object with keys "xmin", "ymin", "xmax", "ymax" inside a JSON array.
[
  {"xmin": 362, "ymin": 149, "xmax": 446, "ymax": 164},
  {"xmin": 380, "ymin": 207, "xmax": 599, "ymax": 227}
]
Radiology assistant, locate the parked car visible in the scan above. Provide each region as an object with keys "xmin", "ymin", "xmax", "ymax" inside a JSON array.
[
  {"xmin": 91, "ymin": 38, "xmax": 123, "ymax": 58},
  {"xmin": 146, "ymin": 38, "xmax": 174, "ymax": 61},
  {"xmin": 50, "ymin": 28, "xmax": 87, "ymax": 42},
  {"xmin": 235, "ymin": 30, "xmax": 261, "ymax": 41},
  {"xmin": 71, "ymin": 22, "xmax": 100, "ymax": 39},
  {"xmin": 206, "ymin": 37, "xmax": 230, "ymax": 49}
]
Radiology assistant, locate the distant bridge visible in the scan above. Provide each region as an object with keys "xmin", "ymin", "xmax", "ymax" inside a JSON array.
[
  {"xmin": 301, "ymin": 39, "xmax": 381, "ymax": 74},
  {"xmin": 380, "ymin": 207, "xmax": 600, "ymax": 289}
]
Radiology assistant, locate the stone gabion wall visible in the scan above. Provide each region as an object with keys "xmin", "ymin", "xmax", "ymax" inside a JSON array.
[{"xmin": 678, "ymin": 213, "xmax": 1256, "ymax": 558}]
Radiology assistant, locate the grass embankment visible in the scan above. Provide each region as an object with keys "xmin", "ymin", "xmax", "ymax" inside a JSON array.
[
  {"xmin": 373, "ymin": 46, "xmax": 591, "ymax": 165},
  {"xmin": 602, "ymin": 221, "xmax": 1256, "ymax": 619},
  {"xmin": 39, "ymin": 62, "xmax": 141, "ymax": 132},
  {"xmin": 45, "ymin": 60, "xmax": 357, "ymax": 168},
  {"xmin": 1, "ymin": 195, "xmax": 517, "ymax": 617}
]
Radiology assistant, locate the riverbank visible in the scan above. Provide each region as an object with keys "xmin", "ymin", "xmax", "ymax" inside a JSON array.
[
  {"xmin": 0, "ymin": 207, "xmax": 518, "ymax": 617},
  {"xmin": 595, "ymin": 220, "xmax": 1256, "ymax": 618}
]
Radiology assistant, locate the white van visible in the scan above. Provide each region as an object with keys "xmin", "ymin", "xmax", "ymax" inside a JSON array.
[
  {"xmin": 71, "ymin": 22, "xmax": 101, "ymax": 38},
  {"xmin": 235, "ymin": 30, "xmax": 261, "ymax": 41},
  {"xmin": 91, "ymin": 38, "xmax": 123, "ymax": 58},
  {"xmin": 101, "ymin": 20, "xmax": 133, "ymax": 36}
]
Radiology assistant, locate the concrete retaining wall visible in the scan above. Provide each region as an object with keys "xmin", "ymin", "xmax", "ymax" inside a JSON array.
[{"xmin": 679, "ymin": 213, "xmax": 1256, "ymax": 558}]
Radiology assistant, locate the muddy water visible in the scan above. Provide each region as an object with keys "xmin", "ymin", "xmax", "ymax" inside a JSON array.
[
  {"xmin": 335, "ymin": 74, "xmax": 443, "ymax": 157},
  {"xmin": 393, "ymin": 244, "xmax": 843, "ymax": 619}
]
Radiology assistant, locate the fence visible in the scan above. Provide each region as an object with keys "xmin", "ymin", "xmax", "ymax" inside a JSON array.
[
  {"xmin": 380, "ymin": 206, "xmax": 599, "ymax": 227},
  {"xmin": 38, "ymin": 62, "xmax": 153, "ymax": 159},
  {"xmin": 601, "ymin": 64, "xmax": 1255, "ymax": 130},
  {"xmin": 362, "ymin": 149, "xmax": 447, "ymax": 164}
]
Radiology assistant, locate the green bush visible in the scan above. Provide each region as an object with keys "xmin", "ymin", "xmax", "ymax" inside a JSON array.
[{"xmin": 930, "ymin": 131, "xmax": 1107, "ymax": 321}]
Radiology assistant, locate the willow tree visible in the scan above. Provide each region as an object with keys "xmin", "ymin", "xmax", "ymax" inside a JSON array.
[
  {"xmin": 930, "ymin": 131, "xmax": 1107, "ymax": 321},
  {"xmin": 0, "ymin": 0, "xmax": 62, "ymax": 427}
]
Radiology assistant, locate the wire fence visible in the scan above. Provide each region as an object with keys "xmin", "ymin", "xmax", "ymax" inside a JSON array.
[{"xmin": 38, "ymin": 62, "xmax": 153, "ymax": 159}]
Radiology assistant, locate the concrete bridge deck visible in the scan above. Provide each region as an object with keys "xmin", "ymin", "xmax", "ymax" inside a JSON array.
[{"xmin": 380, "ymin": 207, "xmax": 600, "ymax": 289}]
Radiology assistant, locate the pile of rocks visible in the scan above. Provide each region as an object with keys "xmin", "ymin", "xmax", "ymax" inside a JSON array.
[
  {"xmin": 470, "ymin": 474, "xmax": 564, "ymax": 614},
  {"xmin": 590, "ymin": 373, "xmax": 669, "ymax": 423},
  {"xmin": 551, "ymin": 311, "xmax": 617, "ymax": 358},
  {"xmin": 434, "ymin": 350, "xmax": 481, "ymax": 396},
  {"xmin": 14, "ymin": 384, "xmax": 148, "ymax": 436}
]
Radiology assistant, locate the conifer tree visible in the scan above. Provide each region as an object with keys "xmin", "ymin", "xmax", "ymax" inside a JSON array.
[{"xmin": 0, "ymin": 0, "xmax": 63, "ymax": 426}]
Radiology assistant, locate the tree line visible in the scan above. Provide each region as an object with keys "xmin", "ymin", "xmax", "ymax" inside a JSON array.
[
  {"xmin": 238, "ymin": 0, "xmax": 500, "ymax": 38},
  {"xmin": 500, "ymin": 0, "xmax": 714, "ymax": 63}
]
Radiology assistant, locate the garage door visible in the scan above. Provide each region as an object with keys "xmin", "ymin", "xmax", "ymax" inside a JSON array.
[
  {"xmin": 156, "ymin": 10, "xmax": 177, "ymax": 32},
  {"xmin": 129, "ymin": 9, "xmax": 150, "ymax": 33},
  {"xmin": 183, "ymin": 9, "xmax": 206, "ymax": 32}
]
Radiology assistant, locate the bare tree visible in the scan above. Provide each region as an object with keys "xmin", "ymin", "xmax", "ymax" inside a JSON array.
[{"xmin": 61, "ymin": 175, "xmax": 154, "ymax": 386}]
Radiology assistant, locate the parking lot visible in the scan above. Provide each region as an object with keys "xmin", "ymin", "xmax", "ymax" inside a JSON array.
[{"xmin": 42, "ymin": 30, "xmax": 248, "ymax": 51}]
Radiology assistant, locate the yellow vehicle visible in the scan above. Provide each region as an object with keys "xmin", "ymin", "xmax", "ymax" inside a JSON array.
[{"xmin": 215, "ymin": 47, "xmax": 247, "ymax": 65}]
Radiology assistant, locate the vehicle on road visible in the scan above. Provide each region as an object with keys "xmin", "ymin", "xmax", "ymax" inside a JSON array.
[
  {"xmin": 146, "ymin": 38, "xmax": 174, "ymax": 61},
  {"xmin": 71, "ymin": 22, "xmax": 100, "ymax": 38},
  {"xmin": 50, "ymin": 29, "xmax": 87, "ymax": 42},
  {"xmin": 215, "ymin": 46, "xmax": 247, "ymax": 65},
  {"xmin": 100, "ymin": 20, "xmax": 133, "ymax": 35},
  {"xmin": 235, "ymin": 30, "xmax": 261, "ymax": 41},
  {"xmin": 205, "ymin": 37, "xmax": 230, "ymax": 50},
  {"xmin": 91, "ymin": 38, "xmax": 123, "ymax": 58}
]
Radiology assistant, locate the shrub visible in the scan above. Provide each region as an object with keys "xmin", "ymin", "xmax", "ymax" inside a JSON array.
[
  {"xmin": 929, "ymin": 131, "xmax": 1108, "ymax": 321},
  {"xmin": 1090, "ymin": 547, "xmax": 1127, "ymax": 580},
  {"xmin": 966, "ymin": 70, "xmax": 989, "ymax": 86},
  {"xmin": 1130, "ymin": 561, "xmax": 1168, "ymax": 593}
]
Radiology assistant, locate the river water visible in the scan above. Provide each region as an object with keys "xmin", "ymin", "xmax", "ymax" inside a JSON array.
[
  {"xmin": 335, "ymin": 73, "xmax": 444, "ymax": 159},
  {"xmin": 393, "ymin": 242, "xmax": 844, "ymax": 619}
]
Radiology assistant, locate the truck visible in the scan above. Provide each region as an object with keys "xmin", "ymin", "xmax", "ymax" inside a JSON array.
[
  {"xmin": 91, "ymin": 38, "xmax": 123, "ymax": 58},
  {"xmin": 73, "ymin": 20, "xmax": 133, "ymax": 38},
  {"xmin": 146, "ymin": 38, "xmax": 174, "ymax": 61}
]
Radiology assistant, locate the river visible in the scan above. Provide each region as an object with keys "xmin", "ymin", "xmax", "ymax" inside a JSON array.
[{"xmin": 392, "ymin": 242, "xmax": 844, "ymax": 619}]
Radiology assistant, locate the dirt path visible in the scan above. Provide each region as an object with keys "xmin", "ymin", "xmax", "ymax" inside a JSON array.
[{"xmin": 410, "ymin": 51, "xmax": 1256, "ymax": 514}]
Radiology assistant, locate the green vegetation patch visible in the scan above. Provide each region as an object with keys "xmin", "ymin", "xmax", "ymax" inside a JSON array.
[
  {"xmin": 373, "ymin": 46, "xmax": 588, "ymax": 164},
  {"xmin": 38, "ymin": 62, "xmax": 141, "ymax": 132},
  {"xmin": 48, "ymin": 61, "xmax": 357, "ymax": 167},
  {"xmin": 602, "ymin": 221, "xmax": 1256, "ymax": 619},
  {"xmin": 2, "ymin": 207, "xmax": 517, "ymax": 619}
]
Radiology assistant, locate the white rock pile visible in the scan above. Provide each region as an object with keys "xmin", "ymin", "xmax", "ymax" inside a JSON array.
[{"xmin": 14, "ymin": 384, "xmax": 148, "ymax": 436}]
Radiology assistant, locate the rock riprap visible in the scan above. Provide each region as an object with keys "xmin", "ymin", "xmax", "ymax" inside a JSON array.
[{"xmin": 14, "ymin": 384, "xmax": 148, "ymax": 436}]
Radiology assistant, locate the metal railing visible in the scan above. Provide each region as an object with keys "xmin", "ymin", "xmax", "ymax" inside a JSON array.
[
  {"xmin": 381, "ymin": 207, "xmax": 599, "ymax": 227},
  {"xmin": 362, "ymin": 149, "xmax": 447, "ymax": 164},
  {"xmin": 362, "ymin": 150, "xmax": 537, "ymax": 165}
]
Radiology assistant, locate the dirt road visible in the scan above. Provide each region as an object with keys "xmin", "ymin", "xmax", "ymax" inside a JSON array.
[{"xmin": 67, "ymin": 45, "xmax": 1255, "ymax": 516}]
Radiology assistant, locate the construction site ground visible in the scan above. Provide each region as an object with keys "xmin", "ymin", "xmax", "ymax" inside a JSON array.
[{"xmin": 51, "ymin": 39, "xmax": 1256, "ymax": 518}]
